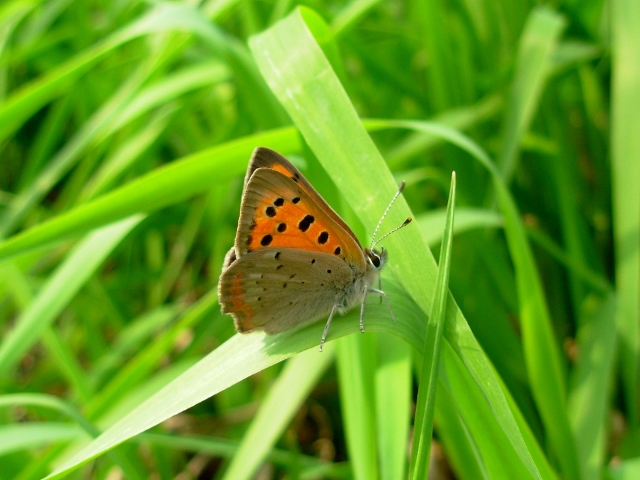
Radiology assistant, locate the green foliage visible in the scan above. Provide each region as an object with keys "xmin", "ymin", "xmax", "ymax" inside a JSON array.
[{"xmin": 0, "ymin": 1, "xmax": 637, "ymax": 479}]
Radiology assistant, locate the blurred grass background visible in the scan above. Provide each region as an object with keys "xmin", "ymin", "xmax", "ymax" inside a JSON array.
[{"xmin": 0, "ymin": 0, "xmax": 638, "ymax": 479}]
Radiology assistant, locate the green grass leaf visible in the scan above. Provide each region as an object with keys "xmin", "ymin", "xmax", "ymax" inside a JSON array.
[
  {"xmin": 44, "ymin": 293, "xmax": 415, "ymax": 479},
  {"xmin": 410, "ymin": 172, "xmax": 456, "ymax": 479},
  {"xmin": 0, "ymin": 129, "xmax": 299, "ymax": 262},
  {"xmin": 611, "ymin": 0, "xmax": 640, "ymax": 427},
  {"xmin": 249, "ymin": 8, "xmax": 545, "ymax": 479}
]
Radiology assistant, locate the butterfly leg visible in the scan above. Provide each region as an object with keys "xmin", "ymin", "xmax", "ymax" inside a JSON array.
[
  {"xmin": 368, "ymin": 287, "xmax": 396, "ymax": 325},
  {"xmin": 360, "ymin": 297, "xmax": 366, "ymax": 333},
  {"xmin": 320, "ymin": 304, "xmax": 340, "ymax": 352}
]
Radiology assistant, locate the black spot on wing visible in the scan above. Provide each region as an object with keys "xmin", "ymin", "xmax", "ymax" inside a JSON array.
[{"xmin": 298, "ymin": 215, "xmax": 314, "ymax": 232}]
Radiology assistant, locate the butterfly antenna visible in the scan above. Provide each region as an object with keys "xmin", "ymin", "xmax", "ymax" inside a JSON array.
[
  {"xmin": 370, "ymin": 181, "xmax": 411, "ymax": 249},
  {"xmin": 371, "ymin": 217, "xmax": 412, "ymax": 249}
]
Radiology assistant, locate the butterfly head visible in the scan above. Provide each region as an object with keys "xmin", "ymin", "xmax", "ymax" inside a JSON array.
[{"xmin": 365, "ymin": 247, "xmax": 387, "ymax": 271}]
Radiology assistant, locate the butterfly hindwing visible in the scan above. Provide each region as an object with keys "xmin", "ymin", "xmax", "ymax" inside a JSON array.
[{"xmin": 219, "ymin": 248, "xmax": 356, "ymax": 334}]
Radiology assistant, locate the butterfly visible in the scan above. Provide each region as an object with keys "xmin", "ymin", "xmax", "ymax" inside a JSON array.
[{"xmin": 218, "ymin": 147, "xmax": 410, "ymax": 351}]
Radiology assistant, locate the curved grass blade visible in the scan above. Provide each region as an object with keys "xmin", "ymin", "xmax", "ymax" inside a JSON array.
[
  {"xmin": 337, "ymin": 334, "xmax": 378, "ymax": 480},
  {"xmin": 43, "ymin": 287, "xmax": 416, "ymax": 479},
  {"xmin": 366, "ymin": 118, "xmax": 580, "ymax": 479},
  {"xmin": 0, "ymin": 128, "xmax": 299, "ymax": 263},
  {"xmin": 249, "ymin": 8, "xmax": 544, "ymax": 479}
]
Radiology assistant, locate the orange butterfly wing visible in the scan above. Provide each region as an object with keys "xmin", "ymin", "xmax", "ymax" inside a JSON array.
[
  {"xmin": 232, "ymin": 148, "xmax": 366, "ymax": 269},
  {"xmin": 244, "ymin": 148, "xmax": 362, "ymax": 249}
]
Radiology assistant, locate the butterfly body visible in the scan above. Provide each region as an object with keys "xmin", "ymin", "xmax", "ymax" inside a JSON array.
[{"xmin": 218, "ymin": 147, "xmax": 394, "ymax": 349}]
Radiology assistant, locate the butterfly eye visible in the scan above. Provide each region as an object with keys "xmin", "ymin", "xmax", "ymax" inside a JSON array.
[{"xmin": 367, "ymin": 248, "xmax": 387, "ymax": 269}]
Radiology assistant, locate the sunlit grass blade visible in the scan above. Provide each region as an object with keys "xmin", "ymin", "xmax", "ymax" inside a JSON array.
[
  {"xmin": 337, "ymin": 334, "xmax": 378, "ymax": 480},
  {"xmin": 375, "ymin": 334, "xmax": 411, "ymax": 480},
  {"xmin": 363, "ymin": 117, "xmax": 581, "ymax": 478},
  {"xmin": 410, "ymin": 172, "xmax": 455, "ymax": 479},
  {"xmin": 0, "ymin": 394, "xmax": 100, "ymax": 438},
  {"xmin": 375, "ymin": 95, "xmax": 502, "ymax": 170},
  {"xmin": 0, "ymin": 128, "xmax": 300, "ymax": 263},
  {"xmin": 249, "ymin": 8, "xmax": 543, "ymax": 479},
  {"xmin": 0, "ymin": 424, "xmax": 85, "ymax": 455},
  {"xmin": 43, "ymin": 290, "xmax": 415, "ymax": 479}
]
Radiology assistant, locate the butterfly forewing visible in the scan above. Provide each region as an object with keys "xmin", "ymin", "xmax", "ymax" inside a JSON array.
[
  {"xmin": 247, "ymin": 148, "xmax": 360, "ymax": 247},
  {"xmin": 219, "ymin": 248, "xmax": 355, "ymax": 334},
  {"xmin": 235, "ymin": 167, "xmax": 366, "ymax": 269}
]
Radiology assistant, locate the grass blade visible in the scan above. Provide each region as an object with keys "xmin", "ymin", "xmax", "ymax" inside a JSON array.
[
  {"xmin": 249, "ymin": 8, "xmax": 543, "ymax": 479},
  {"xmin": 0, "ymin": 128, "xmax": 299, "ymax": 263},
  {"xmin": 497, "ymin": 7, "xmax": 565, "ymax": 181},
  {"xmin": 410, "ymin": 172, "xmax": 456, "ymax": 479},
  {"xmin": 375, "ymin": 334, "xmax": 411, "ymax": 480},
  {"xmin": 611, "ymin": 0, "xmax": 640, "ymax": 427},
  {"xmin": 337, "ymin": 334, "xmax": 378, "ymax": 480}
]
